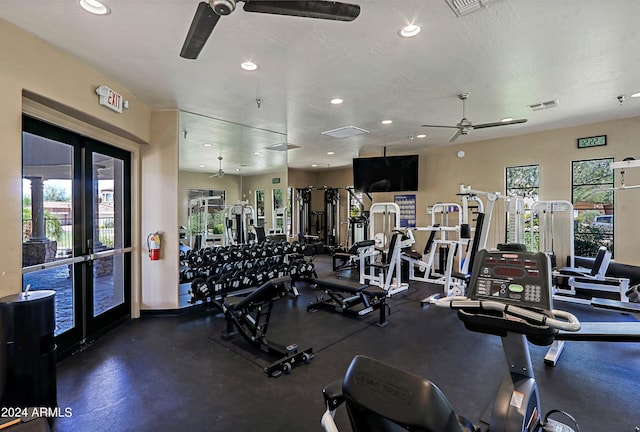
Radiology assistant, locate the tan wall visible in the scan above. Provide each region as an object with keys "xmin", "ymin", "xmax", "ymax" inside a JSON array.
[
  {"xmin": 140, "ymin": 111, "xmax": 179, "ymax": 309},
  {"xmin": 0, "ymin": 19, "xmax": 151, "ymax": 302}
]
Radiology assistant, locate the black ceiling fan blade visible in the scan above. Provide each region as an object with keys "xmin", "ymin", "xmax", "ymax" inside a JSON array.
[
  {"xmin": 243, "ymin": 1, "xmax": 361, "ymax": 21},
  {"xmin": 180, "ymin": 2, "xmax": 221, "ymax": 60},
  {"xmin": 472, "ymin": 118, "xmax": 528, "ymax": 130},
  {"xmin": 421, "ymin": 124, "xmax": 459, "ymax": 129}
]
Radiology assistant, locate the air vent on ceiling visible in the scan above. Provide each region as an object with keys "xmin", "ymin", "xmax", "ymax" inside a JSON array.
[
  {"xmin": 445, "ymin": 0, "xmax": 494, "ymax": 17},
  {"xmin": 528, "ymin": 99, "xmax": 559, "ymax": 111},
  {"xmin": 264, "ymin": 143, "xmax": 302, "ymax": 151},
  {"xmin": 321, "ymin": 125, "xmax": 369, "ymax": 139}
]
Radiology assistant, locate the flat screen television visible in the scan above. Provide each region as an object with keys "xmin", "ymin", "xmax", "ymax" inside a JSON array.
[{"xmin": 353, "ymin": 155, "xmax": 419, "ymax": 193}]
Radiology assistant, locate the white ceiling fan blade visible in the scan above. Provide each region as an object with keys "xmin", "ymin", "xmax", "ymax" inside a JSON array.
[
  {"xmin": 449, "ymin": 129, "xmax": 463, "ymax": 142},
  {"xmin": 473, "ymin": 119, "xmax": 528, "ymax": 129}
]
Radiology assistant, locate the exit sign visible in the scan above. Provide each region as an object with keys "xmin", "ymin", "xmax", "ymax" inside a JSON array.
[{"xmin": 96, "ymin": 85, "xmax": 123, "ymax": 113}]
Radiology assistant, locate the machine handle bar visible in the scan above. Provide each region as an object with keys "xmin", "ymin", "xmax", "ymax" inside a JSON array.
[{"xmin": 435, "ymin": 296, "xmax": 581, "ymax": 332}]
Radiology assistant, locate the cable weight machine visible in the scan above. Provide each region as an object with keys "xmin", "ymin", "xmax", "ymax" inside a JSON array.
[{"xmin": 296, "ymin": 186, "xmax": 342, "ymax": 252}]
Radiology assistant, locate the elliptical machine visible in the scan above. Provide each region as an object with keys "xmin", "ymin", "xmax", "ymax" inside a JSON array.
[{"xmin": 321, "ymin": 247, "xmax": 582, "ymax": 432}]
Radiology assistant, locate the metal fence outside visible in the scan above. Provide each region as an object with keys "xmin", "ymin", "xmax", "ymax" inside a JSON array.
[{"xmin": 23, "ymin": 217, "xmax": 115, "ymax": 258}]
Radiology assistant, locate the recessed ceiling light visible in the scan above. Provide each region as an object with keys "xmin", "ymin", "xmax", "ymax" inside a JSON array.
[
  {"xmin": 80, "ymin": 0, "xmax": 111, "ymax": 15},
  {"xmin": 254, "ymin": 151, "xmax": 262, "ymax": 155},
  {"xmin": 240, "ymin": 61, "xmax": 258, "ymax": 71},
  {"xmin": 311, "ymin": 164, "xmax": 318, "ymax": 167},
  {"xmin": 501, "ymin": 117, "xmax": 514, "ymax": 122},
  {"xmin": 199, "ymin": 165, "xmax": 205, "ymax": 168},
  {"xmin": 399, "ymin": 23, "xmax": 421, "ymax": 38},
  {"xmin": 327, "ymin": 151, "xmax": 335, "ymax": 155},
  {"xmin": 631, "ymin": 92, "xmax": 640, "ymax": 98},
  {"xmin": 330, "ymin": 98, "xmax": 343, "ymax": 105},
  {"xmin": 416, "ymin": 134, "xmax": 426, "ymax": 138},
  {"xmin": 236, "ymin": 168, "xmax": 241, "ymax": 172},
  {"xmin": 202, "ymin": 143, "xmax": 212, "ymax": 147},
  {"xmin": 381, "ymin": 120, "xmax": 393, "ymax": 125}
]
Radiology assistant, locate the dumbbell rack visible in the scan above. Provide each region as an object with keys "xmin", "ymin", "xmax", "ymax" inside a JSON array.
[{"xmin": 182, "ymin": 240, "xmax": 318, "ymax": 305}]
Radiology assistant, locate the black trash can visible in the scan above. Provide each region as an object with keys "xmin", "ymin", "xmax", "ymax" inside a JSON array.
[{"xmin": 0, "ymin": 290, "xmax": 57, "ymax": 409}]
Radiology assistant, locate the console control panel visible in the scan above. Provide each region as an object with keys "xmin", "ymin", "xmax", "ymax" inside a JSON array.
[{"xmin": 468, "ymin": 249, "xmax": 552, "ymax": 310}]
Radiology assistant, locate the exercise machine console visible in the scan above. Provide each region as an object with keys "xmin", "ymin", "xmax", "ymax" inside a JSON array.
[{"xmin": 321, "ymin": 248, "xmax": 581, "ymax": 432}]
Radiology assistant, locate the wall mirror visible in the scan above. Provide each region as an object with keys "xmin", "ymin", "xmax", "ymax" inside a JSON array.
[{"xmin": 177, "ymin": 111, "xmax": 288, "ymax": 306}]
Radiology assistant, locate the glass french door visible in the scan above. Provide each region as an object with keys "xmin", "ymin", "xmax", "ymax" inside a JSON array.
[{"xmin": 22, "ymin": 115, "xmax": 131, "ymax": 356}]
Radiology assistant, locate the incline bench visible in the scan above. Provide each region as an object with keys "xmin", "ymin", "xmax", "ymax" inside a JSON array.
[
  {"xmin": 544, "ymin": 297, "xmax": 640, "ymax": 366},
  {"xmin": 221, "ymin": 276, "xmax": 314, "ymax": 377},
  {"xmin": 307, "ymin": 278, "xmax": 389, "ymax": 326}
]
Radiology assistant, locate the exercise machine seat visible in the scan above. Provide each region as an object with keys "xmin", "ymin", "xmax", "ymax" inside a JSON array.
[
  {"xmin": 341, "ymin": 355, "xmax": 472, "ymax": 432},
  {"xmin": 559, "ymin": 246, "xmax": 609, "ymax": 278}
]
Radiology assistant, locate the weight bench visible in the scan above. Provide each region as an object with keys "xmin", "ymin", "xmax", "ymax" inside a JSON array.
[
  {"xmin": 544, "ymin": 297, "xmax": 640, "ymax": 366},
  {"xmin": 307, "ymin": 278, "xmax": 389, "ymax": 326},
  {"xmin": 221, "ymin": 276, "xmax": 314, "ymax": 377}
]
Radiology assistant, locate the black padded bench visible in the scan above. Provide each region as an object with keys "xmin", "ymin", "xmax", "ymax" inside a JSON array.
[
  {"xmin": 222, "ymin": 276, "xmax": 314, "ymax": 377},
  {"xmin": 544, "ymin": 297, "xmax": 640, "ymax": 366},
  {"xmin": 307, "ymin": 278, "xmax": 389, "ymax": 326}
]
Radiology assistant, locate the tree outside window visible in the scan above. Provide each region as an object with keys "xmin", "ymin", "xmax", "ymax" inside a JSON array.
[
  {"xmin": 505, "ymin": 165, "xmax": 539, "ymax": 248},
  {"xmin": 571, "ymin": 158, "xmax": 614, "ymax": 257}
]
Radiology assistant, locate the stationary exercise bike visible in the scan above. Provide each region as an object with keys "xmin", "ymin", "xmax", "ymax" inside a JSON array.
[{"xmin": 320, "ymin": 248, "xmax": 583, "ymax": 432}]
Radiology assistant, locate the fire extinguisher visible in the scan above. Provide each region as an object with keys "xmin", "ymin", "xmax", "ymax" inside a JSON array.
[{"xmin": 148, "ymin": 232, "xmax": 161, "ymax": 261}]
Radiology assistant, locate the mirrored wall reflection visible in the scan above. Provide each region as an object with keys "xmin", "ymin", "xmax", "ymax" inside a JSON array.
[{"xmin": 177, "ymin": 111, "xmax": 288, "ymax": 307}]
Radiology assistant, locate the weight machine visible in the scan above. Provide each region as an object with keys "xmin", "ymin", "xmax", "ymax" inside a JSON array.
[
  {"xmin": 296, "ymin": 186, "xmax": 341, "ymax": 248},
  {"xmin": 358, "ymin": 203, "xmax": 410, "ymax": 296},
  {"xmin": 359, "ymin": 230, "xmax": 412, "ymax": 296},
  {"xmin": 224, "ymin": 202, "xmax": 256, "ymax": 246},
  {"xmin": 324, "ymin": 187, "xmax": 341, "ymax": 247},
  {"xmin": 403, "ymin": 202, "xmax": 476, "ymax": 297},
  {"xmin": 547, "ymin": 158, "xmax": 640, "ymax": 304},
  {"xmin": 345, "ymin": 187, "xmax": 369, "ymax": 246},
  {"xmin": 611, "ymin": 157, "xmax": 640, "ymax": 190},
  {"xmin": 406, "ymin": 185, "xmax": 518, "ymax": 302},
  {"xmin": 188, "ymin": 194, "xmax": 225, "ymax": 249},
  {"xmin": 528, "ymin": 200, "xmax": 575, "ymax": 269},
  {"xmin": 368, "ymin": 202, "xmax": 400, "ymax": 250},
  {"xmin": 271, "ymin": 207, "xmax": 287, "ymax": 235},
  {"xmin": 528, "ymin": 200, "xmax": 630, "ymax": 304}
]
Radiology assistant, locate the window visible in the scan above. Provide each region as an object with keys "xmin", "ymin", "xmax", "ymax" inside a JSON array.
[
  {"xmin": 571, "ymin": 158, "xmax": 614, "ymax": 257},
  {"xmin": 505, "ymin": 165, "xmax": 539, "ymax": 246},
  {"xmin": 272, "ymin": 188, "xmax": 285, "ymax": 233},
  {"xmin": 255, "ymin": 189, "xmax": 265, "ymax": 227},
  {"xmin": 287, "ymin": 187, "xmax": 293, "ymax": 237}
]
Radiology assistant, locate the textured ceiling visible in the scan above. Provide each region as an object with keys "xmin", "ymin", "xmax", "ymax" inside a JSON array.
[{"xmin": 3, "ymin": 0, "xmax": 640, "ymax": 176}]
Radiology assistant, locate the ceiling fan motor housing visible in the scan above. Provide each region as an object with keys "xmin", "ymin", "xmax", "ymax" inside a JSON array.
[{"xmin": 210, "ymin": 0, "xmax": 236, "ymax": 15}]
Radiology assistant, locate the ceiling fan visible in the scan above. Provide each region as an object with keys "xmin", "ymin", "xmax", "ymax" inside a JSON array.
[
  {"xmin": 421, "ymin": 93, "xmax": 528, "ymax": 143},
  {"xmin": 209, "ymin": 156, "xmax": 225, "ymax": 178},
  {"xmin": 180, "ymin": 0, "xmax": 361, "ymax": 59}
]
